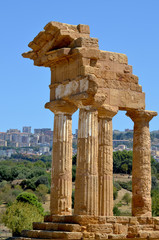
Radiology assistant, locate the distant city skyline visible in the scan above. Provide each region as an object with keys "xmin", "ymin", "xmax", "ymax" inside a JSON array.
[{"xmin": 0, "ymin": 1, "xmax": 158, "ymax": 133}]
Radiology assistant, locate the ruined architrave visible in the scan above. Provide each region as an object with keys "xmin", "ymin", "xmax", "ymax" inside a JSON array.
[{"xmin": 19, "ymin": 22, "xmax": 158, "ymax": 240}]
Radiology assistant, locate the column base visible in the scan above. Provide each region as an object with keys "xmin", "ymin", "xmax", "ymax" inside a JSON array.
[{"xmin": 11, "ymin": 215, "xmax": 159, "ymax": 240}]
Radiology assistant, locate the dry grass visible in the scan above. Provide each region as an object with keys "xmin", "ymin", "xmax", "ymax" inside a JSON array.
[{"xmin": 114, "ymin": 173, "xmax": 132, "ymax": 182}]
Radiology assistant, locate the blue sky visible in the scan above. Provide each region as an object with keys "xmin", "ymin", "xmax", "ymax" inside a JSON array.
[{"xmin": 0, "ymin": 0, "xmax": 158, "ymax": 133}]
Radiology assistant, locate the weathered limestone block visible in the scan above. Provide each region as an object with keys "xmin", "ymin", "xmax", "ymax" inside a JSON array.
[
  {"xmin": 33, "ymin": 222, "xmax": 82, "ymax": 232},
  {"xmin": 74, "ymin": 108, "xmax": 98, "ymax": 215},
  {"xmin": 23, "ymin": 21, "xmax": 147, "ymax": 111},
  {"xmin": 126, "ymin": 110, "xmax": 157, "ymax": 217},
  {"xmin": 21, "ymin": 229, "xmax": 83, "ymax": 239},
  {"xmin": 108, "ymin": 233, "xmax": 127, "ymax": 239},
  {"xmin": 116, "ymin": 217, "xmax": 130, "ymax": 224},
  {"xmin": 113, "ymin": 223, "xmax": 128, "ymax": 235},
  {"xmin": 95, "ymin": 233, "xmax": 109, "ymax": 239},
  {"xmin": 23, "ymin": 22, "xmax": 90, "ymax": 62},
  {"xmin": 50, "ymin": 76, "xmax": 96, "ymax": 101},
  {"xmin": 109, "ymin": 88, "xmax": 145, "ymax": 110},
  {"xmin": 87, "ymin": 224, "xmax": 113, "ymax": 233}
]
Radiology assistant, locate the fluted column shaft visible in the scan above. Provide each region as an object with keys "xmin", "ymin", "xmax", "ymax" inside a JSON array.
[
  {"xmin": 74, "ymin": 108, "xmax": 98, "ymax": 215},
  {"xmin": 126, "ymin": 110, "xmax": 157, "ymax": 217},
  {"xmin": 98, "ymin": 117, "xmax": 113, "ymax": 216},
  {"xmin": 51, "ymin": 113, "xmax": 73, "ymax": 215}
]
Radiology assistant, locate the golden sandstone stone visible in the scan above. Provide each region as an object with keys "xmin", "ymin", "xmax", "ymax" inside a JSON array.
[{"xmin": 19, "ymin": 21, "xmax": 158, "ymax": 239}]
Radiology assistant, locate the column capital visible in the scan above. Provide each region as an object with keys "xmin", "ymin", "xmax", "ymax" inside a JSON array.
[
  {"xmin": 79, "ymin": 105, "xmax": 97, "ymax": 112},
  {"xmin": 45, "ymin": 100, "xmax": 78, "ymax": 115},
  {"xmin": 126, "ymin": 110, "xmax": 157, "ymax": 123},
  {"xmin": 98, "ymin": 105, "xmax": 118, "ymax": 119}
]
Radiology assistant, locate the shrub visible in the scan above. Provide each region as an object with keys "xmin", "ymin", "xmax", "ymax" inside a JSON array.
[
  {"xmin": 72, "ymin": 189, "xmax": 75, "ymax": 208},
  {"xmin": 2, "ymin": 201, "xmax": 43, "ymax": 236},
  {"xmin": 117, "ymin": 181, "xmax": 132, "ymax": 192},
  {"xmin": 113, "ymin": 206, "xmax": 121, "ymax": 216},
  {"xmin": 72, "ymin": 165, "xmax": 76, "ymax": 182},
  {"xmin": 21, "ymin": 178, "xmax": 36, "ymax": 190},
  {"xmin": 35, "ymin": 175, "xmax": 49, "ymax": 187},
  {"xmin": 152, "ymin": 191, "xmax": 159, "ymax": 216},
  {"xmin": 152, "ymin": 176, "xmax": 158, "ymax": 190},
  {"xmin": 121, "ymin": 163, "xmax": 128, "ymax": 174},
  {"xmin": 0, "ymin": 183, "xmax": 22, "ymax": 206},
  {"xmin": 122, "ymin": 193, "xmax": 131, "ymax": 205},
  {"xmin": 35, "ymin": 184, "xmax": 48, "ymax": 203},
  {"xmin": 113, "ymin": 186, "xmax": 118, "ymax": 200},
  {"xmin": 72, "ymin": 154, "xmax": 77, "ymax": 165},
  {"xmin": 113, "ymin": 181, "xmax": 122, "ymax": 191},
  {"xmin": 16, "ymin": 192, "xmax": 44, "ymax": 215}
]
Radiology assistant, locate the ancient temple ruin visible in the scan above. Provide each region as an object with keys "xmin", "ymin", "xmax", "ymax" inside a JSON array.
[{"xmin": 19, "ymin": 22, "xmax": 159, "ymax": 240}]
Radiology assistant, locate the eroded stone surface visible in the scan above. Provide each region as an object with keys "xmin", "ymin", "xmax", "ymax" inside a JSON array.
[
  {"xmin": 126, "ymin": 110, "xmax": 157, "ymax": 217},
  {"xmin": 50, "ymin": 112, "xmax": 74, "ymax": 215},
  {"xmin": 22, "ymin": 21, "xmax": 146, "ymax": 111},
  {"xmin": 98, "ymin": 116, "xmax": 115, "ymax": 216},
  {"xmin": 74, "ymin": 108, "xmax": 99, "ymax": 215},
  {"xmin": 21, "ymin": 21, "xmax": 158, "ymax": 240}
]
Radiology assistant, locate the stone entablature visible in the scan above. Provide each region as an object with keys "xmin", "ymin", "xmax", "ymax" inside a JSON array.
[
  {"xmin": 22, "ymin": 21, "xmax": 145, "ymax": 113},
  {"xmin": 21, "ymin": 21, "xmax": 158, "ymax": 240}
]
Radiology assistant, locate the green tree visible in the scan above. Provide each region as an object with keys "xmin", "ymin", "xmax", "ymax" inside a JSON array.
[
  {"xmin": 35, "ymin": 175, "xmax": 49, "ymax": 187},
  {"xmin": 2, "ymin": 202, "xmax": 43, "ymax": 236},
  {"xmin": 113, "ymin": 181, "xmax": 121, "ymax": 191},
  {"xmin": 113, "ymin": 206, "xmax": 121, "ymax": 216},
  {"xmin": 113, "ymin": 186, "xmax": 118, "ymax": 200},
  {"xmin": 21, "ymin": 178, "xmax": 36, "ymax": 190},
  {"xmin": 35, "ymin": 184, "xmax": 48, "ymax": 203},
  {"xmin": 0, "ymin": 166, "xmax": 12, "ymax": 181},
  {"xmin": 72, "ymin": 165, "xmax": 76, "ymax": 182},
  {"xmin": 113, "ymin": 150, "xmax": 133, "ymax": 174},
  {"xmin": 0, "ymin": 183, "xmax": 21, "ymax": 206},
  {"xmin": 72, "ymin": 189, "xmax": 75, "ymax": 208},
  {"xmin": 122, "ymin": 193, "xmax": 131, "ymax": 205},
  {"xmin": 152, "ymin": 176, "xmax": 158, "ymax": 190},
  {"xmin": 72, "ymin": 154, "xmax": 77, "ymax": 165},
  {"xmin": 34, "ymin": 160, "xmax": 46, "ymax": 169},
  {"xmin": 16, "ymin": 192, "xmax": 44, "ymax": 215},
  {"xmin": 121, "ymin": 163, "xmax": 128, "ymax": 174},
  {"xmin": 152, "ymin": 191, "xmax": 159, "ymax": 216},
  {"xmin": 117, "ymin": 181, "xmax": 132, "ymax": 192}
]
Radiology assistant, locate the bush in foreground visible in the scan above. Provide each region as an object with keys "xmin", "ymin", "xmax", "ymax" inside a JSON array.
[
  {"xmin": 2, "ymin": 201, "xmax": 43, "ymax": 236},
  {"xmin": 16, "ymin": 192, "xmax": 44, "ymax": 215}
]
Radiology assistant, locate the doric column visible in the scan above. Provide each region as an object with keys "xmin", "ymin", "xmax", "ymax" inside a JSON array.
[
  {"xmin": 126, "ymin": 110, "xmax": 157, "ymax": 217},
  {"xmin": 74, "ymin": 107, "xmax": 99, "ymax": 215},
  {"xmin": 45, "ymin": 100, "xmax": 77, "ymax": 215},
  {"xmin": 98, "ymin": 116, "xmax": 114, "ymax": 216}
]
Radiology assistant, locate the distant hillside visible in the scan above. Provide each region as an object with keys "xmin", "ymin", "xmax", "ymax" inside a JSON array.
[{"xmin": 113, "ymin": 130, "xmax": 159, "ymax": 149}]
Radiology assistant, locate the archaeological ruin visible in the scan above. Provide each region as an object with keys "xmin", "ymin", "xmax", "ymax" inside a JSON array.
[{"xmin": 16, "ymin": 22, "xmax": 158, "ymax": 239}]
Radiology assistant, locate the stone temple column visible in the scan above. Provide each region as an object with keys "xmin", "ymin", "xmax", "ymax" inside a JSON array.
[
  {"xmin": 98, "ymin": 116, "xmax": 114, "ymax": 216},
  {"xmin": 45, "ymin": 101, "xmax": 77, "ymax": 215},
  {"xmin": 126, "ymin": 110, "xmax": 157, "ymax": 217},
  {"xmin": 74, "ymin": 107, "xmax": 99, "ymax": 215}
]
